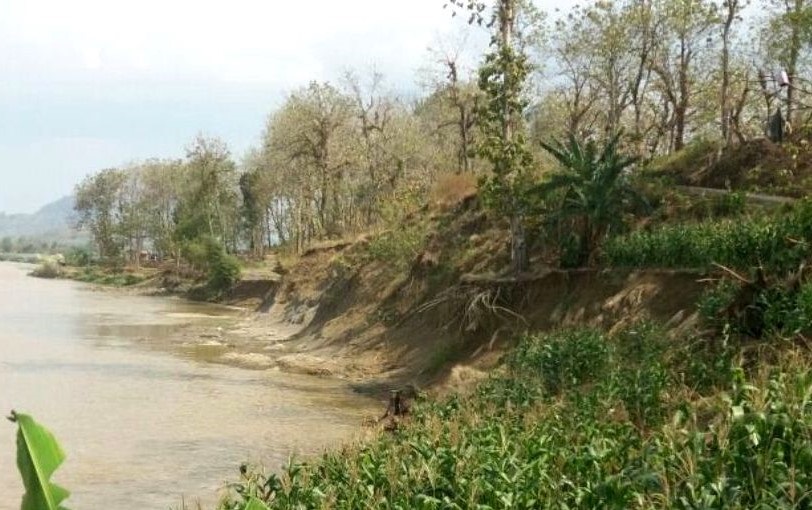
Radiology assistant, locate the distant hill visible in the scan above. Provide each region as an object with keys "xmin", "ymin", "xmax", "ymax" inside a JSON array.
[{"xmin": 0, "ymin": 196, "xmax": 87, "ymax": 244}]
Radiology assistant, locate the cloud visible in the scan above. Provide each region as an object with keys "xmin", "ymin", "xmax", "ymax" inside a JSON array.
[{"xmin": 0, "ymin": 0, "xmax": 561, "ymax": 213}]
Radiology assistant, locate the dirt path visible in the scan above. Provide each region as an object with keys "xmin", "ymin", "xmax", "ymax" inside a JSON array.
[{"xmin": 676, "ymin": 185, "xmax": 796, "ymax": 207}]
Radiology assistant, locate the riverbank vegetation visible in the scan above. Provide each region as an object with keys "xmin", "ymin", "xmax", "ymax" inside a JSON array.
[
  {"xmin": 221, "ymin": 326, "xmax": 812, "ymax": 509},
  {"xmin": 68, "ymin": 0, "xmax": 812, "ymax": 285},
  {"xmin": 18, "ymin": 0, "xmax": 812, "ymax": 507}
]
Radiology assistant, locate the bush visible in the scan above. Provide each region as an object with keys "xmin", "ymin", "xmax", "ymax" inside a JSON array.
[
  {"xmin": 180, "ymin": 236, "xmax": 241, "ymax": 293},
  {"xmin": 697, "ymin": 275, "xmax": 812, "ymax": 338},
  {"xmin": 29, "ymin": 260, "xmax": 62, "ymax": 279},
  {"xmin": 64, "ymin": 246, "xmax": 94, "ymax": 267},
  {"xmin": 207, "ymin": 248, "xmax": 241, "ymax": 292},
  {"xmin": 364, "ymin": 224, "xmax": 427, "ymax": 272}
]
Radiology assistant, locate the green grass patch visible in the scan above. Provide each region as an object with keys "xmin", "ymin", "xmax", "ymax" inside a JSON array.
[{"xmin": 72, "ymin": 267, "xmax": 147, "ymax": 287}]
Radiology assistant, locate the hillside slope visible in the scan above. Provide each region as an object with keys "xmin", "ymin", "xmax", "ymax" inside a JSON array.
[{"xmin": 0, "ymin": 196, "xmax": 85, "ymax": 243}]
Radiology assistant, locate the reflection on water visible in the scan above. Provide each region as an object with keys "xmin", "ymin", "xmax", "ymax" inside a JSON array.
[{"xmin": 0, "ymin": 263, "xmax": 375, "ymax": 509}]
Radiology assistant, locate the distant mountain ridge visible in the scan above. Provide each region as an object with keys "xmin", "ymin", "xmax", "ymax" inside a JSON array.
[{"xmin": 0, "ymin": 196, "xmax": 85, "ymax": 243}]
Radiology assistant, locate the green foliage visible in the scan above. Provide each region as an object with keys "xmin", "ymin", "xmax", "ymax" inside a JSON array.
[
  {"xmin": 8, "ymin": 411, "xmax": 70, "ymax": 510},
  {"xmin": 208, "ymin": 251, "xmax": 241, "ymax": 293},
  {"xmin": 604, "ymin": 200, "xmax": 812, "ymax": 270},
  {"xmin": 71, "ymin": 267, "xmax": 145, "ymax": 287},
  {"xmin": 364, "ymin": 224, "xmax": 427, "ymax": 272},
  {"xmin": 180, "ymin": 236, "xmax": 240, "ymax": 293},
  {"xmin": 64, "ymin": 246, "xmax": 93, "ymax": 267},
  {"xmin": 30, "ymin": 261, "xmax": 62, "ymax": 279},
  {"xmin": 467, "ymin": 0, "xmax": 536, "ymax": 273},
  {"xmin": 697, "ymin": 279, "xmax": 741, "ymax": 325},
  {"xmin": 537, "ymin": 133, "xmax": 649, "ymax": 266},
  {"xmin": 509, "ymin": 328, "xmax": 610, "ymax": 394},
  {"xmin": 222, "ymin": 324, "xmax": 812, "ymax": 510},
  {"xmin": 713, "ymin": 191, "xmax": 747, "ymax": 217},
  {"xmin": 201, "ymin": 238, "xmax": 241, "ymax": 293},
  {"xmin": 698, "ymin": 275, "xmax": 812, "ymax": 338},
  {"xmin": 475, "ymin": 4, "xmax": 535, "ymax": 212},
  {"xmin": 759, "ymin": 282, "xmax": 812, "ymax": 337}
]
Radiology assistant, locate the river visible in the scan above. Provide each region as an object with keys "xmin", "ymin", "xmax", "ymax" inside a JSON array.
[{"xmin": 0, "ymin": 262, "xmax": 376, "ymax": 509}]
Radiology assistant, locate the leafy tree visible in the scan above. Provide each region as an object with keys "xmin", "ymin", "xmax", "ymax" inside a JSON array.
[
  {"xmin": 175, "ymin": 135, "xmax": 238, "ymax": 251},
  {"xmin": 537, "ymin": 133, "xmax": 649, "ymax": 266},
  {"xmin": 74, "ymin": 168, "xmax": 127, "ymax": 261},
  {"xmin": 450, "ymin": 0, "xmax": 537, "ymax": 274}
]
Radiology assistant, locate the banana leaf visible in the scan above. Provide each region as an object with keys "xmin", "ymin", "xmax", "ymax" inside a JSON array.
[{"xmin": 9, "ymin": 411, "xmax": 70, "ymax": 510}]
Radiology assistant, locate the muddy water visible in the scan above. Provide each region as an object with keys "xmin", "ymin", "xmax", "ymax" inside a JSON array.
[{"xmin": 0, "ymin": 263, "xmax": 376, "ymax": 509}]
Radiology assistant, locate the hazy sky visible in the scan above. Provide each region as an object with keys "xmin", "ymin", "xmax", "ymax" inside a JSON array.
[{"xmin": 0, "ymin": 0, "xmax": 558, "ymax": 214}]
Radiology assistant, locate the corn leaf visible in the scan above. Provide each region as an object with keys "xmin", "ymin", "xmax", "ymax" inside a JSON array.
[{"xmin": 244, "ymin": 497, "xmax": 270, "ymax": 510}]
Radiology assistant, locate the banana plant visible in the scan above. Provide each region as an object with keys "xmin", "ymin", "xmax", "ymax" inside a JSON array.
[{"xmin": 7, "ymin": 410, "xmax": 70, "ymax": 510}]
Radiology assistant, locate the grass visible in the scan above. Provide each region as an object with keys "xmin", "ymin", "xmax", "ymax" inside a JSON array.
[
  {"xmin": 219, "ymin": 323, "xmax": 812, "ymax": 510},
  {"xmin": 29, "ymin": 260, "xmax": 63, "ymax": 279},
  {"xmin": 70, "ymin": 266, "xmax": 148, "ymax": 287}
]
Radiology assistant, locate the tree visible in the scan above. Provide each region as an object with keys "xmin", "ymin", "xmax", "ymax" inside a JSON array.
[
  {"xmin": 449, "ymin": 0, "xmax": 536, "ymax": 274},
  {"xmin": 140, "ymin": 159, "xmax": 185, "ymax": 262},
  {"xmin": 262, "ymin": 82, "xmax": 355, "ymax": 248},
  {"xmin": 74, "ymin": 168, "xmax": 127, "ymax": 260},
  {"xmin": 720, "ymin": 0, "xmax": 747, "ymax": 145},
  {"xmin": 650, "ymin": 0, "xmax": 717, "ymax": 152},
  {"xmin": 176, "ymin": 135, "xmax": 238, "ymax": 251},
  {"xmin": 422, "ymin": 38, "xmax": 483, "ymax": 174}
]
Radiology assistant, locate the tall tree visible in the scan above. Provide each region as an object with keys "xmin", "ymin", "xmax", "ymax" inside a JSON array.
[
  {"xmin": 651, "ymin": 0, "xmax": 717, "ymax": 151},
  {"xmin": 449, "ymin": 0, "xmax": 536, "ymax": 273},
  {"xmin": 74, "ymin": 168, "xmax": 127, "ymax": 260},
  {"xmin": 720, "ymin": 0, "xmax": 746, "ymax": 145}
]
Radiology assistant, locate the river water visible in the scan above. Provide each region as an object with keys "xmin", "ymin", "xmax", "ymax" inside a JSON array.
[{"xmin": 0, "ymin": 262, "xmax": 375, "ymax": 509}]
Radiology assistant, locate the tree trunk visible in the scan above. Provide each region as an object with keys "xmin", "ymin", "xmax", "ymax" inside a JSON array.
[
  {"xmin": 500, "ymin": 0, "xmax": 527, "ymax": 275},
  {"xmin": 720, "ymin": 2, "xmax": 735, "ymax": 146}
]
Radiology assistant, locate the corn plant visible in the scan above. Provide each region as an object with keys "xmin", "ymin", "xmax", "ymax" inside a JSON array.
[
  {"xmin": 221, "ymin": 325, "xmax": 812, "ymax": 510},
  {"xmin": 603, "ymin": 199, "xmax": 812, "ymax": 271}
]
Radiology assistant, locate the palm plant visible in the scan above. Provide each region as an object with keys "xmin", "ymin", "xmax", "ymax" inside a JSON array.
[{"xmin": 536, "ymin": 133, "xmax": 649, "ymax": 266}]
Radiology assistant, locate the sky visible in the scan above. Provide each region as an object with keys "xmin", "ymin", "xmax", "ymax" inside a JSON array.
[{"xmin": 0, "ymin": 0, "xmax": 559, "ymax": 214}]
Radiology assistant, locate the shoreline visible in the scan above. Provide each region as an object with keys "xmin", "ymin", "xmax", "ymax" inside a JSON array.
[{"xmin": 23, "ymin": 261, "xmax": 399, "ymax": 398}]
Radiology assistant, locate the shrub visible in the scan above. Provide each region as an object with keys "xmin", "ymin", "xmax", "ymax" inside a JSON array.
[
  {"xmin": 364, "ymin": 224, "xmax": 427, "ymax": 272},
  {"xmin": 65, "ymin": 246, "xmax": 94, "ymax": 267},
  {"xmin": 205, "ymin": 242, "xmax": 241, "ymax": 293},
  {"xmin": 30, "ymin": 260, "xmax": 62, "ymax": 279}
]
